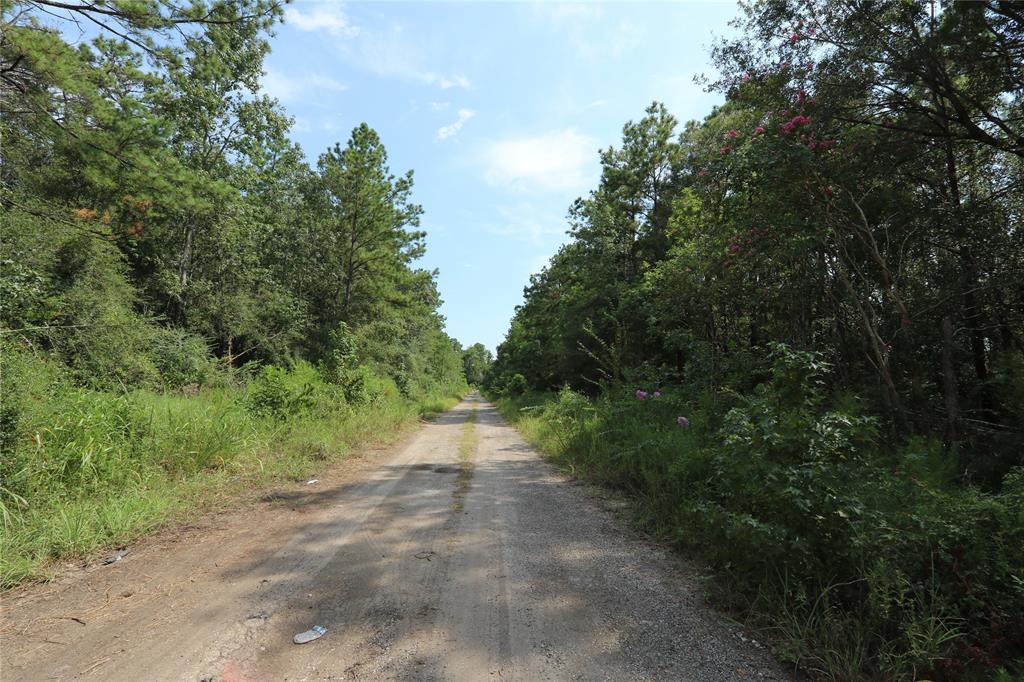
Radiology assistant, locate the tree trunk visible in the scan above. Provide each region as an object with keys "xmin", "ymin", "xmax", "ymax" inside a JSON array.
[{"xmin": 941, "ymin": 315, "xmax": 960, "ymax": 455}]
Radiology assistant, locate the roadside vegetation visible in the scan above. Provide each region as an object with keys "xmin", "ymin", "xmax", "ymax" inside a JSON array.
[
  {"xmin": 487, "ymin": 2, "xmax": 1024, "ymax": 679},
  {"xmin": 0, "ymin": 3, "xmax": 473, "ymax": 588}
]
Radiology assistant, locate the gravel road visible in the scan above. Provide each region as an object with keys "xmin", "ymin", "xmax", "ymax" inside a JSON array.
[{"xmin": 1, "ymin": 394, "xmax": 788, "ymax": 681}]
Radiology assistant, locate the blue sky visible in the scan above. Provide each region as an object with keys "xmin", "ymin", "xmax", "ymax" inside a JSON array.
[{"xmin": 262, "ymin": 1, "xmax": 739, "ymax": 352}]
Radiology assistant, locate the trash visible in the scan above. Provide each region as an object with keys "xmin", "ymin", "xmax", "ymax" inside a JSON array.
[
  {"xmin": 306, "ymin": 479, "xmax": 319, "ymax": 485},
  {"xmin": 102, "ymin": 549, "xmax": 129, "ymax": 565},
  {"xmin": 293, "ymin": 625, "xmax": 327, "ymax": 644}
]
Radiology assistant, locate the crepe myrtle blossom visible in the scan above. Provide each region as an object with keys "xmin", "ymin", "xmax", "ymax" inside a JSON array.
[{"xmin": 677, "ymin": 416, "xmax": 690, "ymax": 428}]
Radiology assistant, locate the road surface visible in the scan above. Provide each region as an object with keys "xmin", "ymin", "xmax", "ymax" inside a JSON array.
[{"xmin": 1, "ymin": 394, "xmax": 786, "ymax": 681}]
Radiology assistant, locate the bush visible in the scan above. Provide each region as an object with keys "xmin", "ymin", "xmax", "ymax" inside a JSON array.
[
  {"xmin": 150, "ymin": 328, "xmax": 214, "ymax": 389},
  {"xmin": 505, "ymin": 373, "xmax": 528, "ymax": 396},
  {"xmin": 496, "ymin": 344, "xmax": 1024, "ymax": 679},
  {"xmin": 245, "ymin": 361, "xmax": 328, "ymax": 419}
]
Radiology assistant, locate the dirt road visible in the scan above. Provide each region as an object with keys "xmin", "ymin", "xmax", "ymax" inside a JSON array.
[{"xmin": 1, "ymin": 394, "xmax": 786, "ymax": 681}]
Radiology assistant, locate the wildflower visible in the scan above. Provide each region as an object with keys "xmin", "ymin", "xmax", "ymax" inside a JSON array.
[
  {"xmin": 753, "ymin": 126, "xmax": 765, "ymax": 135},
  {"xmin": 697, "ymin": 169, "xmax": 708, "ymax": 177},
  {"xmin": 677, "ymin": 416, "xmax": 690, "ymax": 427},
  {"xmin": 636, "ymin": 389, "xmax": 648, "ymax": 401},
  {"xmin": 653, "ymin": 391, "xmax": 661, "ymax": 399},
  {"xmin": 728, "ymin": 129, "xmax": 739, "ymax": 139},
  {"xmin": 742, "ymin": 73, "xmax": 751, "ymax": 82},
  {"xmin": 789, "ymin": 32, "xmax": 800, "ymax": 44},
  {"xmin": 720, "ymin": 146, "xmax": 732, "ymax": 155}
]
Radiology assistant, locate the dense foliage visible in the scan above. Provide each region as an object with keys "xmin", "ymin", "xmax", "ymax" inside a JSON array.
[
  {"xmin": 1, "ymin": 2, "xmax": 471, "ymax": 582},
  {"xmin": 489, "ymin": 2, "xmax": 1023, "ymax": 679}
]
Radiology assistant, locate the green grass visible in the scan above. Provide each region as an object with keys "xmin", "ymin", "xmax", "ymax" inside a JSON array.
[
  {"xmin": 491, "ymin": 387, "xmax": 1024, "ymax": 681},
  {"xmin": 453, "ymin": 407, "xmax": 478, "ymax": 511},
  {"xmin": 0, "ymin": 365, "xmax": 464, "ymax": 590}
]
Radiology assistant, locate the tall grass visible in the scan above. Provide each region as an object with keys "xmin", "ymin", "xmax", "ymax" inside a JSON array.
[
  {"xmin": 0, "ymin": 351, "xmax": 463, "ymax": 589},
  {"xmin": 494, "ymin": 377, "xmax": 1024, "ymax": 680}
]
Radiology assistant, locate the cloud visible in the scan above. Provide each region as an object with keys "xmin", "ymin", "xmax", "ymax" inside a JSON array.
[
  {"xmin": 483, "ymin": 203, "xmax": 568, "ymax": 244},
  {"xmin": 533, "ymin": 2, "xmax": 605, "ymax": 23},
  {"xmin": 484, "ymin": 129, "xmax": 596, "ymax": 192},
  {"xmin": 283, "ymin": 6, "xmax": 470, "ymax": 90},
  {"xmin": 285, "ymin": 5, "xmax": 359, "ymax": 37},
  {"xmin": 437, "ymin": 74, "xmax": 471, "ymax": 90},
  {"xmin": 532, "ymin": 3, "xmax": 642, "ymax": 62},
  {"xmin": 262, "ymin": 69, "xmax": 347, "ymax": 101},
  {"xmin": 437, "ymin": 108, "xmax": 476, "ymax": 140},
  {"xmin": 430, "ymin": 101, "xmax": 450, "ymax": 111}
]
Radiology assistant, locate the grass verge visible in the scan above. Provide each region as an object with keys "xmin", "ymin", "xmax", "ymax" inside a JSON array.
[{"xmin": 1, "ymin": 361, "xmax": 463, "ymax": 590}]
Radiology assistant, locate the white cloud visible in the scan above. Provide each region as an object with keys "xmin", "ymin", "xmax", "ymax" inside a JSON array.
[
  {"xmin": 284, "ymin": 7, "xmax": 471, "ymax": 90},
  {"xmin": 533, "ymin": 2, "xmax": 605, "ymax": 23},
  {"xmin": 437, "ymin": 74, "xmax": 471, "ymax": 90},
  {"xmin": 430, "ymin": 101, "xmax": 450, "ymax": 111},
  {"xmin": 484, "ymin": 203, "xmax": 568, "ymax": 244},
  {"xmin": 484, "ymin": 129, "xmax": 596, "ymax": 192},
  {"xmin": 285, "ymin": 5, "xmax": 359, "ymax": 37},
  {"xmin": 532, "ymin": 2, "xmax": 642, "ymax": 62},
  {"xmin": 437, "ymin": 108, "xmax": 476, "ymax": 140},
  {"xmin": 261, "ymin": 69, "xmax": 347, "ymax": 101}
]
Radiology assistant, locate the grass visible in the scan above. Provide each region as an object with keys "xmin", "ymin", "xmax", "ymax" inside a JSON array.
[
  {"xmin": 490, "ymin": 388, "xmax": 1024, "ymax": 681},
  {"xmin": 453, "ymin": 407, "xmax": 478, "ymax": 511},
  {"xmin": 0, "ymin": 369, "xmax": 464, "ymax": 590}
]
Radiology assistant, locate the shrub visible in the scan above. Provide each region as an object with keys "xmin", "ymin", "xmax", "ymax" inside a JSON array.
[{"xmin": 245, "ymin": 361, "xmax": 325, "ymax": 419}]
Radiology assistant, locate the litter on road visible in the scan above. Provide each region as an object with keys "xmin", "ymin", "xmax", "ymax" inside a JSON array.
[{"xmin": 293, "ymin": 625, "xmax": 327, "ymax": 644}]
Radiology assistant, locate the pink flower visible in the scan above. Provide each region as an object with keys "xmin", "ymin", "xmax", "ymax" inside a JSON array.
[
  {"xmin": 808, "ymin": 27, "xmax": 817, "ymax": 36},
  {"xmin": 806, "ymin": 61, "xmax": 815, "ymax": 71},
  {"xmin": 720, "ymin": 146, "xmax": 732, "ymax": 155},
  {"xmin": 697, "ymin": 169, "xmax": 708, "ymax": 177},
  {"xmin": 728, "ymin": 129, "xmax": 739, "ymax": 139},
  {"xmin": 653, "ymin": 391, "xmax": 662, "ymax": 399},
  {"xmin": 636, "ymin": 389, "xmax": 648, "ymax": 401},
  {"xmin": 742, "ymin": 73, "xmax": 751, "ymax": 82},
  {"xmin": 677, "ymin": 416, "xmax": 690, "ymax": 428},
  {"xmin": 789, "ymin": 32, "xmax": 800, "ymax": 44},
  {"xmin": 753, "ymin": 126, "xmax": 766, "ymax": 135}
]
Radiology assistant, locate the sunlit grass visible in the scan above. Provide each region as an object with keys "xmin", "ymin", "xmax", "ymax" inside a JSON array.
[{"xmin": 0, "ymin": 384, "xmax": 463, "ymax": 590}]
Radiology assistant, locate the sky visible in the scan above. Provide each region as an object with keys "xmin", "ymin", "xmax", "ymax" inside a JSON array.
[{"xmin": 262, "ymin": 1, "xmax": 739, "ymax": 352}]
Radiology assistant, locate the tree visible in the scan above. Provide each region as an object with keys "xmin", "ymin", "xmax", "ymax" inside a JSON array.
[{"xmin": 461, "ymin": 343, "xmax": 493, "ymax": 386}]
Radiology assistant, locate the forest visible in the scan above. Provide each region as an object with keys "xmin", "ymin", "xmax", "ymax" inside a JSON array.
[
  {"xmin": 486, "ymin": 1, "xmax": 1024, "ymax": 679},
  {"xmin": 0, "ymin": 1, "xmax": 472, "ymax": 588}
]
